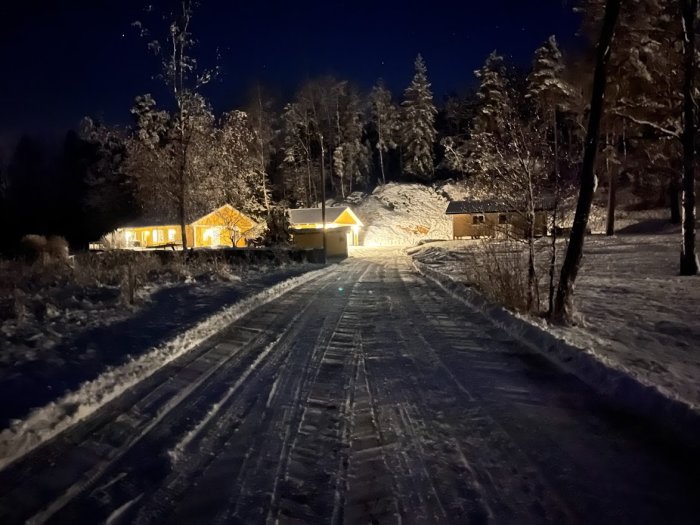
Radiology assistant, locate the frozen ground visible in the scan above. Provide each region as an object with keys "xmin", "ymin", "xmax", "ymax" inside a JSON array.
[
  {"xmin": 0, "ymin": 263, "xmax": 322, "ymax": 432},
  {"xmin": 0, "ymin": 251, "xmax": 697, "ymax": 523},
  {"xmin": 411, "ymin": 231, "xmax": 700, "ymax": 413}
]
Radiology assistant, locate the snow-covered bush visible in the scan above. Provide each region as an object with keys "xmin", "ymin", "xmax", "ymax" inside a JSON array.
[
  {"xmin": 46, "ymin": 236, "xmax": 69, "ymax": 261},
  {"xmin": 20, "ymin": 234, "xmax": 49, "ymax": 264},
  {"xmin": 18, "ymin": 234, "xmax": 70, "ymax": 265}
]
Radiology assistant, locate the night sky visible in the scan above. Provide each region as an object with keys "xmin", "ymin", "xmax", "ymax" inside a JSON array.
[{"xmin": 0, "ymin": 0, "xmax": 581, "ymax": 150}]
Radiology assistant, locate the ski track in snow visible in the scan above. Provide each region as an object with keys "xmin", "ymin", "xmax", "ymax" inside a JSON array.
[{"xmin": 0, "ymin": 251, "xmax": 698, "ymax": 524}]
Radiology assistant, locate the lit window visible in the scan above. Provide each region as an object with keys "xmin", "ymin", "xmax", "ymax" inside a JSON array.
[
  {"xmin": 203, "ymin": 227, "xmax": 221, "ymax": 246},
  {"xmin": 168, "ymin": 229, "xmax": 176, "ymax": 242},
  {"xmin": 152, "ymin": 229, "xmax": 163, "ymax": 243}
]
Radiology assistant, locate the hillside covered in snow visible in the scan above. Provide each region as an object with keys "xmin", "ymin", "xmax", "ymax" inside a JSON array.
[{"xmin": 341, "ymin": 183, "xmax": 453, "ymax": 246}]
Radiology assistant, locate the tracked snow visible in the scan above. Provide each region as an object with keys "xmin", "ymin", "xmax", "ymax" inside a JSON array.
[
  {"xmin": 0, "ymin": 266, "xmax": 332, "ymax": 471},
  {"xmin": 411, "ymin": 233, "xmax": 700, "ymax": 412}
]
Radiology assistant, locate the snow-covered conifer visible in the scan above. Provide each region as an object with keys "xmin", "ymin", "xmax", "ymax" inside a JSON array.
[
  {"xmin": 369, "ymin": 80, "xmax": 399, "ymax": 184},
  {"xmin": 400, "ymin": 54, "xmax": 437, "ymax": 181}
]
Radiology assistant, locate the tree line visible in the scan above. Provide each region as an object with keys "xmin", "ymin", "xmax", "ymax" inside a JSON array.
[{"xmin": 0, "ymin": 0, "xmax": 696, "ymax": 322}]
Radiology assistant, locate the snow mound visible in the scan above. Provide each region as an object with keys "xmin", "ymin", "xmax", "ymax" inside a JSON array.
[{"xmin": 353, "ymin": 183, "xmax": 452, "ymax": 246}]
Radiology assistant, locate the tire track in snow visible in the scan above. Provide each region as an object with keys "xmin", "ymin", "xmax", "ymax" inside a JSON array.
[
  {"xmin": 129, "ymin": 261, "xmax": 371, "ymax": 523},
  {"xmin": 0, "ymin": 267, "xmax": 347, "ymax": 524}
]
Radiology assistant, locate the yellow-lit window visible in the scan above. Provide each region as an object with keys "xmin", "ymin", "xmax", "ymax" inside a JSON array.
[
  {"xmin": 168, "ymin": 229, "xmax": 176, "ymax": 242},
  {"xmin": 152, "ymin": 229, "xmax": 163, "ymax": 243},
  {"xmin": 203, "ymin": 227, "xmax": 221, "ymax": 246}
]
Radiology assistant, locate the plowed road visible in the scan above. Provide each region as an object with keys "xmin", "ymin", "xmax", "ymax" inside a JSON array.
[{"xmin": 1, "ymin": 252, "xmax": 698, "ymax": 524}]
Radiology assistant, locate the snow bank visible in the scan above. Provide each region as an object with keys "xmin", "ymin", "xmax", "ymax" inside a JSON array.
[
  {"xmin": 412, "ymin": 238, "xmax": 700, "ymax": 452},
  {"xmin": 0, "ymin": 265, "xmax": 333, "ymax": 471},
  {"xmin": 351, "ymin": 183, "xmax": 452, "ymax": 246}
]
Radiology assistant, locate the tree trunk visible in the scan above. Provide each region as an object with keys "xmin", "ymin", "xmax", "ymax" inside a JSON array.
[
  {"xmin": 547, "ymin": 111, "xmax": 559, "ymax": 317},
  {"xmin": 606, "ymin": 163, "xmax": 617, "ymax": 236},
  {"xmin": 552, "ymin": 0, "xmax": 622, "ymax": 324},
  {"xmin": 178, "ymin": 143, "xmax": 189, "ymax": 250},
  {"xmin": 179, "ymin": 186, "xmax": 188, "ymax": 250},
  {"xmin": 669, "ymin": 180, "xmax": 682, "ymax": 224},
  {"xmin": 527, "ymin": 218, "xmax": 538, "ymax": 313},
  {"xmin": 256, "ymin": 86, "xmax": 270, "ymax": 213},
  {"xmin": 305, "ymin": 154, "xmax": 312, "ymax": 208},
  {"xmin": 320, "ymin": 136, "xmax": 327, "ymax": 260},
  {"xmin": 680, "ymin": 0, "xmax": 698, "ymax": 275},
  {"xmin": 379, "ymin": 148, "xmax": 386, "ymax": 185}
]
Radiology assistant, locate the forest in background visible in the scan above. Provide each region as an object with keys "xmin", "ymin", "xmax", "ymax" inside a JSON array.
[{"xmin": 0, "ymin": 0, "xmax": 696, "ymax": 256}]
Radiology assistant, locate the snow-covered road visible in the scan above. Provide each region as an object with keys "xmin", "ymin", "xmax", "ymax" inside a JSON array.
[{"xmin": 1, "ymin": 252, "xmax": 698, "ymax": 523}]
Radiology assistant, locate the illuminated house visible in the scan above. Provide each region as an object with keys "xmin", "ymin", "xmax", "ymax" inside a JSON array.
[
  {"xmin": 288, "ymin": 207, "xmax": 363, "ymax": 257},
  {"xmin": 446, "ymin": 200, "xmax": 551, "ymax": 239},
  {"xmin": 100, "ymin": 204, "xmax": 259, "ymax": 249}
]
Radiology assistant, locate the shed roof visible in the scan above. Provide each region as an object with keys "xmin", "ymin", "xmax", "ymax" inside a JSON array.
[
  {"xmin": 445, "ymin": 199, "xmax": 554, "ymax": 215},
  {"xmin": 288, "ymin": 207, "xmax": 363, "ymax": 227}
]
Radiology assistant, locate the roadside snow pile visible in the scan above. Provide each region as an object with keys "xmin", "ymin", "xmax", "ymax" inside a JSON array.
[
  {"xmin": 0, "ymin": 265, "xmax": 333, "ymax": 470},
  {"xmin": 411, "ymin": 233, "xmax": 700, "ymax": 415},
  {"xmin": 352, "ymin": 183, "xmax": 452, "ymax": 246}
]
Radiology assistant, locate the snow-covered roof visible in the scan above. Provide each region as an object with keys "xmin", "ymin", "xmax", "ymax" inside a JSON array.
[
  {"xmin": 288, "ymin": 207, "xmax": 363, "ymax": 227},
  {"xmin": 121, "ymin": 216, "xmax": 180, "ymax": 228},
  {"xmin": 121, "ymin": 204, "xmax": 247, "ymax": 229},
  {"xmin": 445, "ymin": 199, "xmax": 554, "ymax": 215}
]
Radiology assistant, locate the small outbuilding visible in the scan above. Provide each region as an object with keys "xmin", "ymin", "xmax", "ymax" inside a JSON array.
[
  {"xmin": 446, "ymin": 200, "xmax": 551, "ymax": 239},
  {"xmin": 288, "ymin": 207, "xmax": 364, "ymax": 258}
]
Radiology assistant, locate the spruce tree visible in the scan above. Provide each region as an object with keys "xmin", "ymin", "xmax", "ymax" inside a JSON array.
[
  {"xmin": 527, "ymin": 36, "xmax": 576, "ymax": 315},
  {"xmin": 472, "ymin": 51, "xmax": 511, "ymax": 136},
  {"xmin": 400, "ymin": 54, "xmax": 437, "ymax": 181},
  {"xmin": 369, "ymin": 80, "xmax": 400, "ymax": 185}
]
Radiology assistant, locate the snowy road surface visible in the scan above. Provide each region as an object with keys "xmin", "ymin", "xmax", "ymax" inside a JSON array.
[{"xmin": 1, "ymin": 252, "xmax": 698, "ymax": 524}]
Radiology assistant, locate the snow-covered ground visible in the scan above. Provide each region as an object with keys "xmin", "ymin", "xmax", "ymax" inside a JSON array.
[
  {"xmin": 411, "ymin": 230, "xmax": 700, "ymax": 412},
  {"xmin": 348, "ymin": 183, "xmax": 453, "ymax": 246},
  {"xmin": 341, "ymin": 181, "xmax": 666, "ymax": 247},
  {"xmin": 1, "ymin": 253, "xmax": 697, "ymax": 523},
  {"xmin": 0, "ymin": 264, "xmax": 330, "ymax": 470},
  {"xmin": 0, "ymin": 256, "xmax": 327, "ymax": 462}
]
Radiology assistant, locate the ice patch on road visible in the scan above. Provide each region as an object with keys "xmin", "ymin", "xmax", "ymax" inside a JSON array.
[{"xmin": 0, "ymin": 266, "xmax": 333, "ymax": 471}]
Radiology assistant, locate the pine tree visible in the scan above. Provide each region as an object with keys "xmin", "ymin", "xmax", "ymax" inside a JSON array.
[
  {"xmin": 472, "ymin": 51, "xmax": 511, "ymax": 136},
  {"xmin": 335, "ymin": 88, "xmax": 370, "ymax": 196},
  {"xmin": 400, "ymin": 54, "xmax": 437, "ymax": 181},
  {"xmin": 467, "ymin": 51, "xmax": 513, "ymax": 177},
  {"xmin": 281, "ymin": 99, "xmax": 319, "ymax": 207},
  {"xmin": 527, "ymin": 35, "xmax": 576, "ymax": 315},
  {"xmin": 369, "ymin": 80, "xmax": 399, "ymax": 184}
]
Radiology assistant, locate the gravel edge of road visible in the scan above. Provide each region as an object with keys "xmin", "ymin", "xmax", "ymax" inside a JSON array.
[{"xmin": 412, "ymin": 258, "xmax": 700, "ymax": 454}]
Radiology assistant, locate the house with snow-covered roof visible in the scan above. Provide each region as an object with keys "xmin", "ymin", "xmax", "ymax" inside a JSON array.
[
  {"xmin": 445, "ymin": 199, "xmax": 552, "ymax": 239},
  {"xmin": 97, "ymin": 204, "xmax": 259, "ymax": 250},
  {"xmin": 288, "ymin": 206, "xmax": 363, "ymax": 257}
]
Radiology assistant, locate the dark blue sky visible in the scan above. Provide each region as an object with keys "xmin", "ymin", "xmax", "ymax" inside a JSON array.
[{"xmin": 0, "ymin": 0, "xmax": 581, "ymax": 149}]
